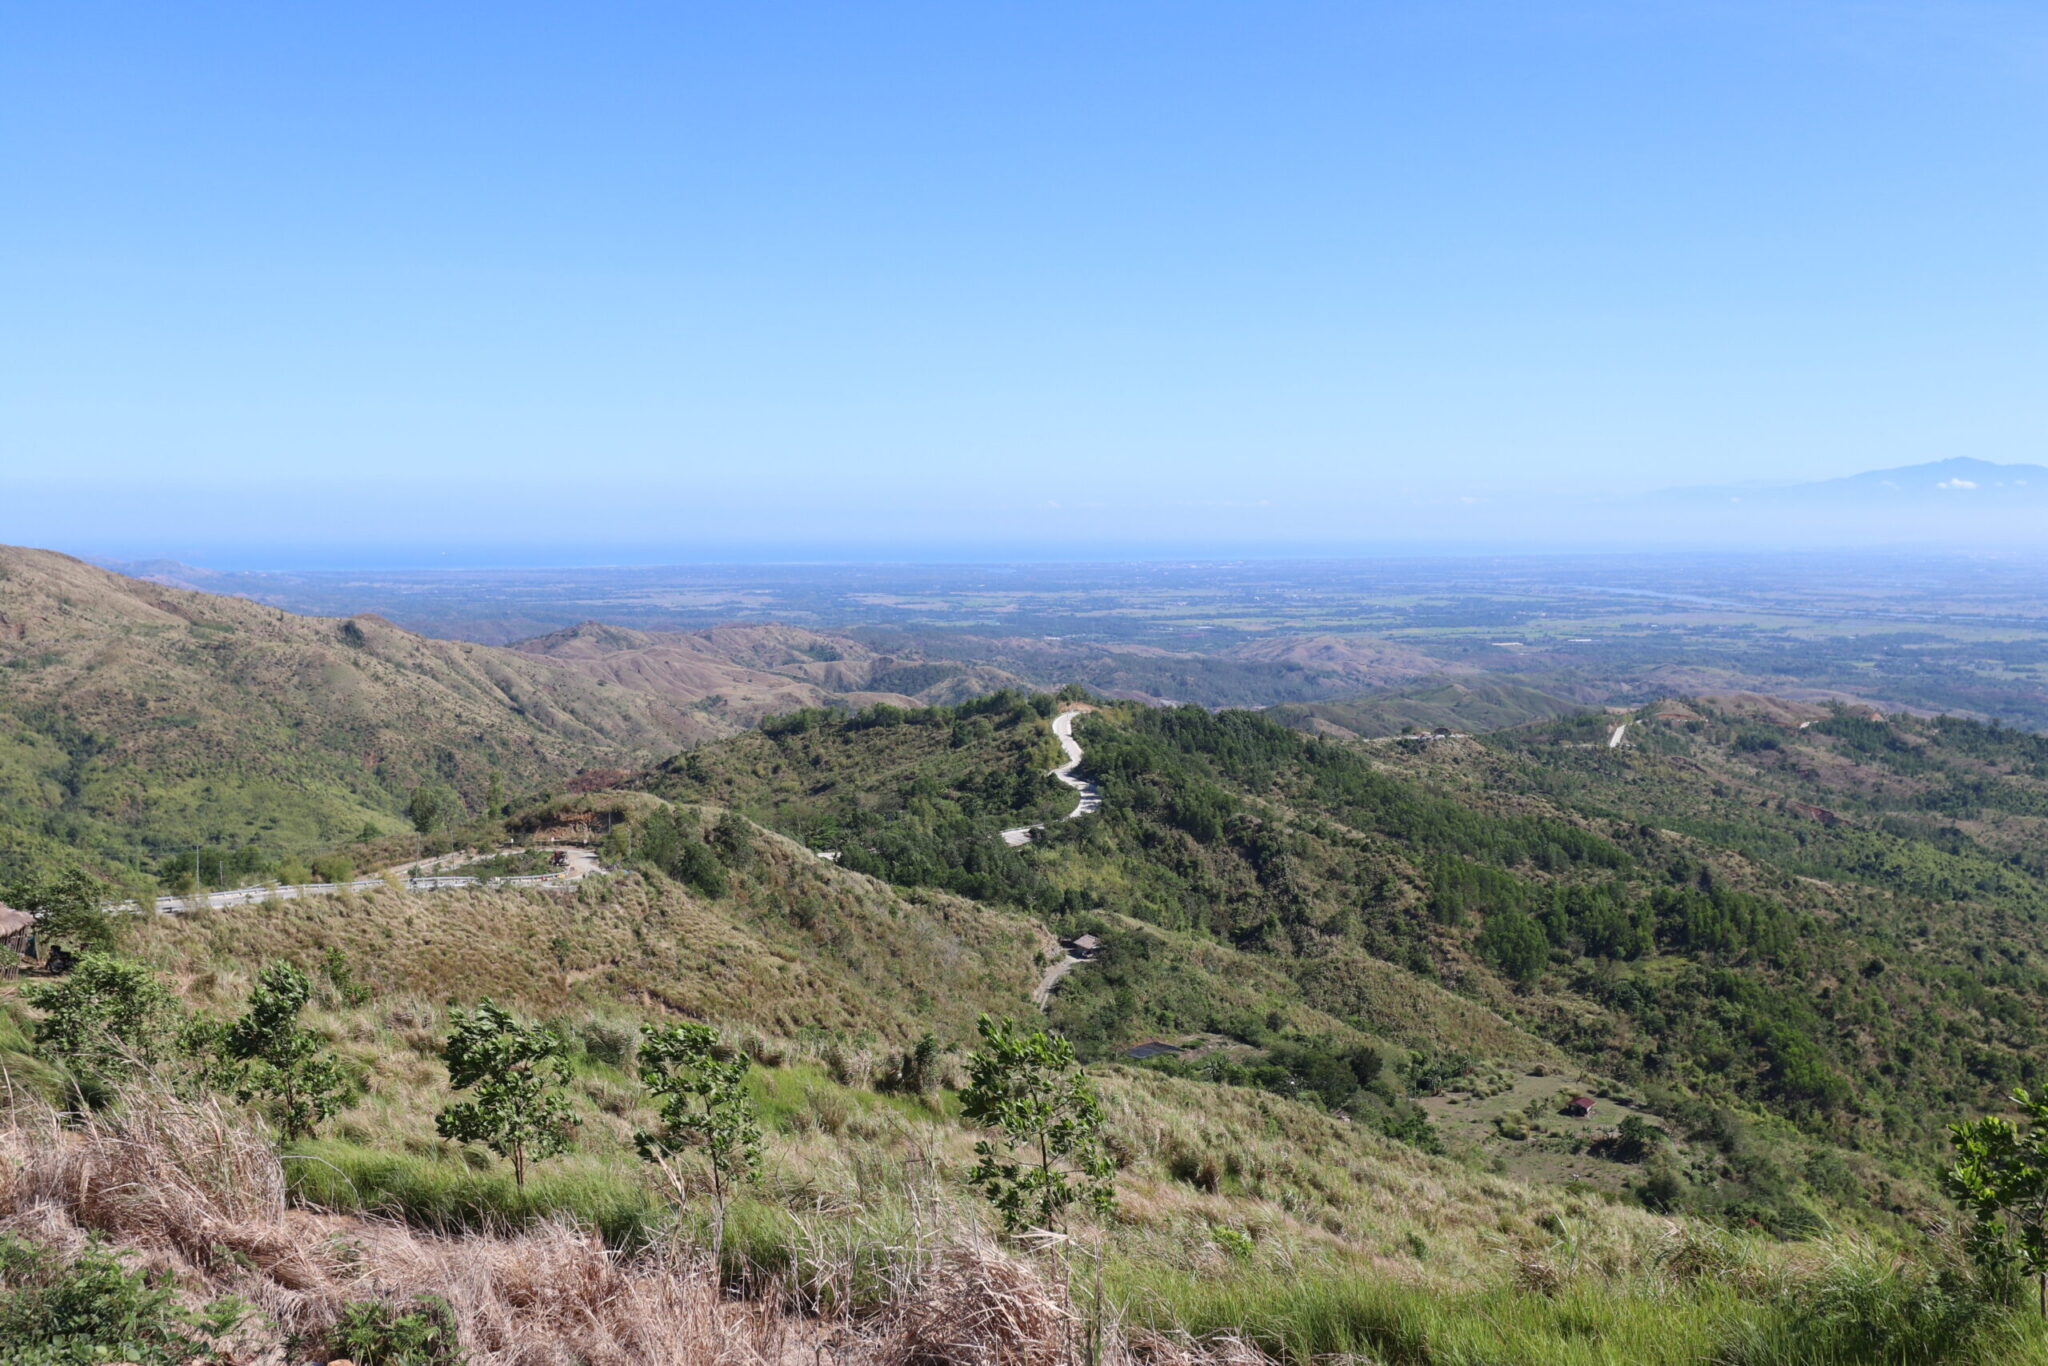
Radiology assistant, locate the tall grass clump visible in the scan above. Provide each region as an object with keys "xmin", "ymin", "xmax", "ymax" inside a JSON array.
[
  {"xmin": 1717, "ymin": 1240, "xmax": 2039, "ymax": 1366},
  {"xmin": 1109, "ymin": 1257, "xmax": 2048, "ymax": 1366},
  {"xmin": 284, "ymin": 1139, "xmax": 669, "ymax": 1248}
]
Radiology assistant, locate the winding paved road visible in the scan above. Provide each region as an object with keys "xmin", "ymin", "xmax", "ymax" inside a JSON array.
[
  {"xmin": 1001, "ymin": 709, "xmax": 1101, "ymax": 846},
  {"xmin": 996, "ymin": 707, "xmax": 1108, "ymax": 1009}
]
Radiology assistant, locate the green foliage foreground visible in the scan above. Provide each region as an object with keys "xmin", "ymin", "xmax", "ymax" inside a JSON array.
[{"xmin": 1112, "ymin": 1256, "xmax": 2042, "ymax": 1366}]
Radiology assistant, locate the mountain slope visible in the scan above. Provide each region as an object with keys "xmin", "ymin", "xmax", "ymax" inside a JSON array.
[
  {"xmin": 0, "ymin": 546, "xmax": 694, "ymax": 880},
  {"xmin": 636, "ymin": 691, "xmax": 2048, "ymax": 1235},
  {"xmin": 511, "ymin": 621, "xmax": 1027, "ymax": 721},
  {"xmin": 0, "ymin": 546, "xmax": 1042, "ymax": 886}
]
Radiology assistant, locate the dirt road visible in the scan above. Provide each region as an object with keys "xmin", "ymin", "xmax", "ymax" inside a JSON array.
[{"xmin": 1033, "ymin": 945, "xmax": 1089, "ymax": 1008}]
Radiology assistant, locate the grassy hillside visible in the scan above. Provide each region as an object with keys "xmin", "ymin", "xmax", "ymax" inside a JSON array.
[
  {"xmin": 0, "ymin": 546, "xmax": 1026, "ymax": 890},
  {"xmin": 637, "ymin": 692, "xmax": 2048, "ymax": 1245},
  {"xmin": 127, "ymin": 806, "xmax": 1043, "ymax": 1043},
  {"xmin": 12, "ymin": 813, "xmax": 2043, "ymax": 1364}
]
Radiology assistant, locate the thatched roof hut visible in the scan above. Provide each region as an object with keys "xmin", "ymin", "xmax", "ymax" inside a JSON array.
[
  {"xmin": 0, "ymin": 905, "xmax": 31, "ymax": 949},
  {"xmin": 0, "ymin": 905, "xmax": 32, "ymax": 974}
]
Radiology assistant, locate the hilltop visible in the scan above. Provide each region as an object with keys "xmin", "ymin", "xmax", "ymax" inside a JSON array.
[{"xmin": 0, "ymin": 546, "xmax": 1031, "ymax": 886}]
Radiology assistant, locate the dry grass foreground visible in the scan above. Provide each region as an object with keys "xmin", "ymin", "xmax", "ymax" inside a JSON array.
[{"xmin": 0, "ymin": 1082, "xmax": 1268, "ymax": 1366}]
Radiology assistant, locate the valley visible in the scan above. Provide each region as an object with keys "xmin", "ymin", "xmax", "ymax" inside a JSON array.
[{"xmin": 9, "ymin": 546, "xmax": 2048, "ymax": 1363}]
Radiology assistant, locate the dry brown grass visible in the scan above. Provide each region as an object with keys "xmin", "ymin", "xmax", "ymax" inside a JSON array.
[
  {"xmin": 874, "ymin": 1226, "xmax": 1074, "ymax": 1366},
  {"xmin": 126, "ymin": 841, "xmax": 1043, "ymax": 1046},
  {"xmin": 0, "ymin": 1081, "xmax": 1270, "ymax": 1366}
]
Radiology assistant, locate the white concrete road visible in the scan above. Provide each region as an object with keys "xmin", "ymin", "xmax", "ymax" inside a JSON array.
[
  {"xmin": 1002, "ymin": 709, "xmax": 1101, "ymax": 846},
  {"xmin": 1608, "ymin": 721, "xmax": 1630, "ymax": 749},
  {"xmin": 110, "ymin": 845, "xmax": 600, "ymax": 916}
]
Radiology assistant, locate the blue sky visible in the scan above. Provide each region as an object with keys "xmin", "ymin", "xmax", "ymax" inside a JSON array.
[{"xmin": 4, "ymin": 2, "xmax": 2045, "ymax": 563}]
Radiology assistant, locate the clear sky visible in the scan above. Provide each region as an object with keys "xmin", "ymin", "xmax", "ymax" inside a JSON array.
[{"xmin": 4, "ymin": 2, "xmax": 2045, "ymax": 563}]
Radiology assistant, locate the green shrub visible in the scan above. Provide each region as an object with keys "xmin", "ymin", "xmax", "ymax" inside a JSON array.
[
  {"xmin": 330, "ymin": 1294, "xmax": 463, "ymax": 1366},
  {"xmin": 22, "ymin": 954, "xmax": 181, "ymax": 1091},
  {"xmin": 0, "ymin": 1234, "xmax": 245, "ymax": 1366}
]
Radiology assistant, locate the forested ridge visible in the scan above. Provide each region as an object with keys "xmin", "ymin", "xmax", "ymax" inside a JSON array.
[{"xmin": 648, "ymin": 691, "xmax": 2048, "ymax": 1236}]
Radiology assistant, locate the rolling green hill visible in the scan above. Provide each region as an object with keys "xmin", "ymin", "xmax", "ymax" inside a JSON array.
[
  {"xmin": 0, "ymin": 546, "xmax": 723, "ymax": 884},
  {"xmin": 1271, "ymin": 676, "xmax": 1590, "ymax": 738},
  {"xmin": 15, "ymin": 657, "xmax": 2048, "ymax": 1358},
  {"xmin": 641, "ymin": 690, "xmax": 2048, "ymax": 1239},
  {"xmin": 0, "ymin": 546, "xmax": 1028, "ymax": 889}
]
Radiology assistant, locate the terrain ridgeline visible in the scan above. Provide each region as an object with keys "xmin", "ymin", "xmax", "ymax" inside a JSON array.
[{"xmin": 0, "ymin": 544, "xmax": 1023, "ymax": 886}]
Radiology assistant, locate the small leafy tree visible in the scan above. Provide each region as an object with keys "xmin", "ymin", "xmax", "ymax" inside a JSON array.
[
  {"xmin": 407, "ymin": 783, "xmax": 465, "ymax": 835},
  {"xmin": 635, "ymin": 1022, "xmax": 761, "ymax": 1242},
  {"xmin": 218, "ymin": 962, "xmax": 350, "ymax": 1140},
  {"xmin": 23, "ymin": 954, "xmax": 180, "ymax": 1091},
  {"xmin": 673, "ymin": 840, "xmax": 728, "ymax": 899},
  {"xmin": 321, "ymin": 946, "xmax": 373, "ymax": 1007},
  {"xmin": 885, "ymin": 1031, "xmax": 947, "ymax": 1098},
  {"xmin": 710, "ymin": 810, "xmax": 755, "ymax": 871},
  {"xmin": 1945, "ymin": 1088, "xmax": 2048, "ymax": 1315},
  {"xmin": 1613, "ymin": 1114, "xmax": 1663, "ymax": 1162},
  {"xmin": 4, "ymin": 868, "xmax": 119, "ymax": 959},
  {"xmin": 960, "ymin": 1015, "xmax": 1116, "ymax": 1233},
  {"xmin": 435, "ymin": 1001, "xmax": 573, "ymax": 1189}
]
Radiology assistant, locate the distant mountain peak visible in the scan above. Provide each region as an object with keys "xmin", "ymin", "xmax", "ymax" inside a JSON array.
[
  {"xmin": 1661, "ymin": 457, "xmax": 2048, "ymax": 509},
  {"xmin": 1816, "ymin": 456, "xmax": 2048, "ymax": 492}
]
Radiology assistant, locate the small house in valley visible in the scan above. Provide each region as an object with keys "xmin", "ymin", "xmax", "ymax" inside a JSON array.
[{"xmin": 1565, "ymin": 1095, "xmax": 1597, "ymax": 1117}]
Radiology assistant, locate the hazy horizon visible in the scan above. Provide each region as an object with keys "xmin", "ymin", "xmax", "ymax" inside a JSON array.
[{"xmin": 8, "ymin": 3, "xmax": 2047, "ymax": 559}]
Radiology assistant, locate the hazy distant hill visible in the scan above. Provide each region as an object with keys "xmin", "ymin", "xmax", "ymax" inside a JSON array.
[
  {"xmin": 510, "ymin": 620, "xmax": 1029, "ymax": 718},
  {"xmin": 1271, "ymin": 677, "xmax": 1587, "ymax": 738},
  {"xmin": 1661, "ymin": 457, "xmax": 2048, "ymax": 509},
  {"xmin": 0, "ymin": 545, "xmax": 1054, "ymax": 882}
]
